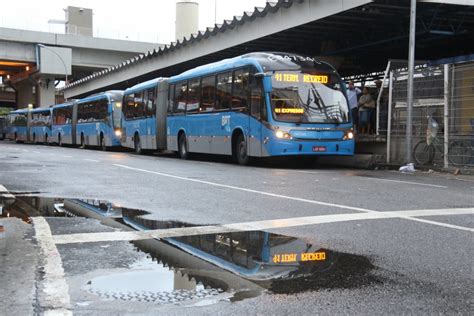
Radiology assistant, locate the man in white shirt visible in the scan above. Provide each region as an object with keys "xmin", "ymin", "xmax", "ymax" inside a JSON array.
[{"xmin": 347, "ymin": 81, "xmax": 361, "ymax": 129}]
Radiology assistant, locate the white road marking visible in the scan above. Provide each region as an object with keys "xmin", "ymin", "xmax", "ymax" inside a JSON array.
[
  {"xmin": 357, "ymin": 176, "xmax": 448, "ymax": 188},
  {"xmin": 114, "ymin": 164, "xmax": 375, "ymax": 213},
  {"xmin": 32, "ymin": 151, "xmax": 41, "ymax": 154},
  {"xmin": 32, "ymin": 217, "xmax": 72, "ymax": 315},
  {"xmin": 84, "ymin": 159, "xmax": 99, "ymax": 162},
  {"xmin": 22, "ymin": 149, "xmax": 28, "ymax": 152},
  {"xmin": 53, "ymin": 207, "xmax": 474, "ymax": 245},
  {"xmin": 113, "ymin": 164, "xmax": 473, "ymax": 232},
  {"xmin": 63, "ymin": 155, "xmax": 73, "ymax": 158}
]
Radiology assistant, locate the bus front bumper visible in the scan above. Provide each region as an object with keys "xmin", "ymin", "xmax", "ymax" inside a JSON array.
[{"xmin": 264, "ymin": 139, "xmax": 355, "ymax": 157}]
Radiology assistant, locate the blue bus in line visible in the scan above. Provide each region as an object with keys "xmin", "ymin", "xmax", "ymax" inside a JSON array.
[
  {"xmin": 75, "ymin": 91, "xmax": 123, "ymax": 150},
  {"xmin": 29, "ymin": 107, "xmax": 52, "ymax": 144},
  {"xmin": 5, "ymin": 109, "xmax": 29, "ymax": 142},
  {"xmin": 51, "ymin": 91, "xmax": 123, "ymax": 149},
  {"xmin": 120, "ymin": 52, "xmax": 354, "ymax": 164}
]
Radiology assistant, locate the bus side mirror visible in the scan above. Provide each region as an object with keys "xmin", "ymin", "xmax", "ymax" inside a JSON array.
[{"xmin": 254, "ymin": 72, "xmax": 267, "ymax": 78}]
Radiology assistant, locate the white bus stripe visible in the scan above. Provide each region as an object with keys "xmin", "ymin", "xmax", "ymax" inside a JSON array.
[
  {"xmin": 32, "ymin": 217, "xmax": 72, "ymax": 315},
  {"xmin": 53, "ymin": 207, "xmax": 474, "ymax": 245}
]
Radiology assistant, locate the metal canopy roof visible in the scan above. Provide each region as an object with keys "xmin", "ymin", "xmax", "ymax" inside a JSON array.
[{"xmin": 63, "ymin": 0, "xmax": 473, "ymax": 98}]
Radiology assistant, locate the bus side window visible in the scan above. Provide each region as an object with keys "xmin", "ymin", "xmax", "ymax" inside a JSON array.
[
  {"xmin": 250, "ymin": 72, "xmax": 264, "ymax": 120},
  {"xmin": 201, "ymin": 75, "xmax": 215, "ymax": 112},
  {"xmin": 216, "ymin": 72, "xmax": 232, "ymax": 110},
  {"xmin": 174, "ymin": 82, "xmax": 187, "ymax": 114},
  {"xmin": 134, "ymin": 91, "xmax": 146, "ymax": 119},
  {"xmin": 147, "ymin": 88, "xmax": 156, "ymax": 117},
  {"xmin": 187, "ymin": 79, "xmax": 200, "ymax": 114},
  {"xmin": 232, "ymin": 68, "xmax": 250, "ymax": 110},
  {"xmin": 123, "ymin": 94, "xmax": 134, "ymax": 119}
]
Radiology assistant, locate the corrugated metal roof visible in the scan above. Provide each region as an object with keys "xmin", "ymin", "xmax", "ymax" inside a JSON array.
[{"xmin": 62, "ymin": 0, "xmax": 303, "ymax": 91}]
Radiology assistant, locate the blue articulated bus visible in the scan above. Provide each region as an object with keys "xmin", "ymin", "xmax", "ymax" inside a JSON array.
[
  {"xmin": 51, "ymin": 91, "xmax": 123, "ymax": 149},
  {"xmin": 75, "ymin": 91, "xmax": 123, "ymax": 150},
  {"xmin": 6, "ymin": 109, "xmax": 29, "ymax": 142},
  {"xmin": 29, "ymin": 107, "xmax": 52, "ymax": 144},
  {"xmin": 120, "ymin": 52, "xmax": 354, "ymax": 164}
]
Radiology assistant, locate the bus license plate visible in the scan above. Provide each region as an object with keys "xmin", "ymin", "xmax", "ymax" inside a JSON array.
[{"xmin": 312, "ymin": 146, "xmax": 326, "ymax": 152}]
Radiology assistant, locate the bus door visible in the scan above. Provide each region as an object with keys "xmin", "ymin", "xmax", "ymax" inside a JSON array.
[
  {"xmin": 156, "ymin": 81, "xmax": 168, "ymax": 151},
  {"xmin": 71, "ymin": 103, "xmax": 77, "ymax": 145},
  {"xmin": 248, "ymin": 76, "xmax": 264, "ymax": 157},
  {"xmin": 144, "ymin": 88, "xmax": 156, "ymax": 149}
]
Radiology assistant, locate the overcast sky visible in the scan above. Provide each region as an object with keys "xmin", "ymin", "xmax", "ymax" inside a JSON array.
[{"xmin": 0, "ymin": 0, "xmax": 267, "ymax": 44}]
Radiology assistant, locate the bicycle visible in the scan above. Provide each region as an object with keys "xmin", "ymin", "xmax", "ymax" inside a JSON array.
[{"xmin": 413, "ymin": 113, "xmax": 473, "ymax": 166}]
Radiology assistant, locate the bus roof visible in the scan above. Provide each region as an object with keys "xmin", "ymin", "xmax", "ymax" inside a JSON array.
[
  {"xmin": 52, "ymin": 102, "xmax": 75, "ymax": 109},
  {"xmin": 31, "ymin": 107, "xmax": 52, "ymax": 113},
  {"xmin": 77, "ymin": 90, "xmax": 123, "ymax": 104},
  {"xmin": 124, "ymin": 78, "xmax": 166, "ymax": 95},
  {"xmin": 169, "ymin": 52, "xmax": 336, "ymax": 82}
]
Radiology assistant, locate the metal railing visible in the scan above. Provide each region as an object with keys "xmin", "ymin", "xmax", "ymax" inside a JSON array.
[{"xmin": 386, "ymin": 61, "xmax": 474, "ymax": 168}]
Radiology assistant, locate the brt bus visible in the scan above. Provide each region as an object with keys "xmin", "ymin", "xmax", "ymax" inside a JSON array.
[
  {"xmin": 121, "ymin": 52, "xmax": 354, "ymax": 164},
  {"xmin": 29, "ymin": 107, "xmax": 52, "ymax": 144},
  {"xmin": 5, "ymin": 109, "xmax": 29, "ymax": 142},
  {"xmin": 51, "ymin": 91, "xmax": 123, "ymax": 149}
]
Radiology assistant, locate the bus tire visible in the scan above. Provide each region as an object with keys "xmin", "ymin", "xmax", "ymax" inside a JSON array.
[
  {"xmin": 45, "ymin": 134, "xmax": 48, "ymax": 144},
  {"xmin": 80, "ymin": 134, "xmax": 85, "ymax": 149},
  {"xmin": 233, "ymin": 132, "xmax": 249, "ymax": 165},
  {"xmin": 100, "ymin": 134, "xmax": 107, "ymax": 151},
  {"xmin": 14, "ymin": 133, "xmax": 18, "ymax": 143},
  {"xmin": 32, "ymin": 133, "xmax": 36, "ymax": 144},
  {"xmin": 58, "ymin": 134, "xmax": 63, "ymax": 147},
  {"xmin": 178, "ymin": 132, "xmax": 189, "ymax": 160},
  {"xmin": 134, "ymin": 134, "xmax": 142, "ymax": 154}
]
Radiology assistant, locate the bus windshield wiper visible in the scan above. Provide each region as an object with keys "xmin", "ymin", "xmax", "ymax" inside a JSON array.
[{"xmin": 310, "ymin": 83, "xmax": 340, "ymax": 124}]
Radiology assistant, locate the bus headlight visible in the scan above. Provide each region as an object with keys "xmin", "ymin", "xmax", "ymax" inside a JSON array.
[
  {"xmin": 343, "ymin": 130, "xmax": 354, "ymax": 140},
  {"xmin": 275, "ymin": 130, "xmax": 292, "ymax": 139},
  {"xmin": 114, "ymin": 129, "xmax": 122, "ymax": 137}
]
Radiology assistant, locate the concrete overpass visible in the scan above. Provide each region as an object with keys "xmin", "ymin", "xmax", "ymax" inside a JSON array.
[
  {"xmin": 0, "ymin": 27, "xmax": 162, "ymax": 108},
  {"xmin": 62, "ymin": 0, "xmax": 473, "ymax": 99}
]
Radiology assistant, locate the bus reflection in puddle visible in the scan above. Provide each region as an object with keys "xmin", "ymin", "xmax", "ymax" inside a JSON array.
[{"xmin": 1, "ymin": 196, "xmax": 379, "ymax": 298}]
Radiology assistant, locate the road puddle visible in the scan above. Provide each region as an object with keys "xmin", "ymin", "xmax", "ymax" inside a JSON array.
[{"xmin": 1, "ymin": 195, "xmax": 380, "ymax": 305}]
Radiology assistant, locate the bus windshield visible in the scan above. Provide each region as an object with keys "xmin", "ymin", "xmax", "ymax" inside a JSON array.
[{"xmin": 270, "ymin": 71, "xmax": 349, "ymax": 124}]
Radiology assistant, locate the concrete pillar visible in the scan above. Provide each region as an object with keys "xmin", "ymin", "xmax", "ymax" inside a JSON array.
[
  {"xmin": 16, "ymin": 80, "xmax": 35, "ymax": 109},
  {"xmin": 36, "ymin": 76, "xmax": 56, "ymax": 108}
]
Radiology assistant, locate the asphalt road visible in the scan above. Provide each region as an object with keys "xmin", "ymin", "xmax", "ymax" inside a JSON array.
[{"xmin": 0, "ymin": 141, "xmax": 473, "ymax": 315}]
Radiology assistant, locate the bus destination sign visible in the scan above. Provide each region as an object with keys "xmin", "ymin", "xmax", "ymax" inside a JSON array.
[
  {"xmin": 272, "ymin": 251, "xmax": 326, "ymax": 263},
  {"xmin": 274, "ymin": 73, "xmax": 329, "ymax": 84}
]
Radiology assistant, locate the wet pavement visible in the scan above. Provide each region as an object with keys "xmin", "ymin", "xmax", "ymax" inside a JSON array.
[
  {"xmin": 1, "ymin": 195, "xmax": 380, "ymax": 306},
  {"xmin": 0, "ymin": 142, "xmax": 473, "ymax": 314}
]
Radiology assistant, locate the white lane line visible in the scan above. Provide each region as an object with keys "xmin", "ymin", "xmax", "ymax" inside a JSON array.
[
  {"xmin": 22, "ymin": 149, "xmax": 29, "ymax": 152},
  {"xmin": 32, "ymin": 217, "xmax": 72, "ymax": 315},
  {"xmin": 357, "ymin": 176, "xmax": 448, "ymax": 188},
  {"xmin": 53, "ymin": 207, "xmax": 474, "ymax": 245},
  {"xmin": 84, "ymin": 159, "xmax": 100, "ymax": 162},
  {"xmin": 114, "ymin": 164, "xmax": 375, "ymax": 214},
  {"xmin": 32, "ymin": 151, "xmax": 41, "ymax": 154},
  {"xmin": 63, "ymin": 155, "xmax": 73, "ymax": 158},
  {"xmin": 113, "ymin": 163, "xmax": 473, "ymax": 232}
]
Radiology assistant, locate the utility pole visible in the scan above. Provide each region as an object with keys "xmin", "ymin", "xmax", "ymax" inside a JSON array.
[{"xmin": 405, "ymin": 0, "xmax": 416, "ymax": 163}]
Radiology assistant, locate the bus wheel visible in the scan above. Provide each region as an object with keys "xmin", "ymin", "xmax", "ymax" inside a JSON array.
[
  {"xmin": 100, "ymin": 134, "xmax": 107, "ymax": 151},
  {"xmin": 45, "ymin": 134, "xmax": 48, "ymax": 144},
  {"xmin": 14, "ymin": 133, "xmax": 18, "ymax": 143},
  {"xmin": 134, "ymin": 134, "xmax": 142, "ymax": 154},
  {"xmin": 32, "ymin": 133, "xmax": 36, "ymax": 144},
  {"xmin": 58, "ymin": 134, "xmax": 63, "ymax": 147},
  {"xmin": 80, "ymin": 134, "xmax": 85, "ymax": 149},
  {"xmin": 178, "ymin": 133, "xmax": 189, "ymax": 160},
  {"xmin": 234, "ymin": 133, "xmax": 249, "ymax": 165}
]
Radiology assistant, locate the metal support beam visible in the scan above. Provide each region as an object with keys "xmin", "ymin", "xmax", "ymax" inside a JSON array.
[
  {"xmin": 405, "ymin": 0, "xmax": 417, "ymax": 164},
  {"xmin": 443, "ymin": 63, "xmax": 449, "ymax": 168}
]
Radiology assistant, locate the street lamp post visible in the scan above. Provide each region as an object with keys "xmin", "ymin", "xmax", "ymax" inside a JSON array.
[{"xmin": 37, "ymin": 44, "xmax": 68, "ymax": 101}]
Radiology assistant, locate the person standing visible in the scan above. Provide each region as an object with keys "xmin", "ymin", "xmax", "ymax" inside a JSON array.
[
  {"xmin": 358, "ymin": 87, "xmax": 376, "ymax": 134},
  {"xmin": 347, "ymin": 81, "xmax": 361, "ymax": 130}
]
